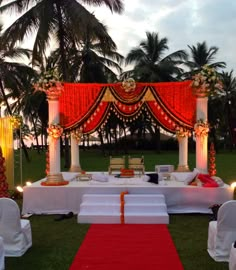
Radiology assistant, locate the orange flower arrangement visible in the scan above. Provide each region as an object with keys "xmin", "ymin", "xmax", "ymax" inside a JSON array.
[
  {"xmin": 175, "ymin": 126, "xmax": 191, "ymax": 138},
  {"xmin": 194, "ymin": 119, "xmax": 210, "ymax": 137},
  {"xmin": 47, "ymin": 123, "xmax": 63, "ymax": 139}
]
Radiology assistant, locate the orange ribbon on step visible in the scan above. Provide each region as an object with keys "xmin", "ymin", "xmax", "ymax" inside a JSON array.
[{"xmin": 120, "ymin": 191, "xmax": 128, "ymax": 224}]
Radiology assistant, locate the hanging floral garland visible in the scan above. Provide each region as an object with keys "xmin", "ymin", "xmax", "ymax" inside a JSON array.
[
  {"xmin": 47, "ymin": 123, "xmax": 63, "ymax": 139},
  {"xmin": 191, "ymin": 65, "xmax": 223, "ymax": 97},
  {"xmin": 194, "ymin": 119, "xmax": 210, "ymax": 137}
]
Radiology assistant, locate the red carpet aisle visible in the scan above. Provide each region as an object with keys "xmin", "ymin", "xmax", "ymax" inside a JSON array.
[{"xmin": 70, "ymin": 224, "xmax": 184, "ymax": 270}]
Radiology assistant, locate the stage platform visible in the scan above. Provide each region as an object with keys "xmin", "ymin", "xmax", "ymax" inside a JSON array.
[{"xmin": 22, "ymin": 172, "xmax": 234, "ymax": 215}]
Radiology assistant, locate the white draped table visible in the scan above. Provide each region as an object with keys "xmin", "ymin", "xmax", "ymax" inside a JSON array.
[{"xmin": 22, "ymin": 172, "xmax": 234, "ymax": 215}]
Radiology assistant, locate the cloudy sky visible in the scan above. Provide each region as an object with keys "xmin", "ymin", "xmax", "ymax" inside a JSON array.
[
  {"xmin": 1, "ymin": 0, "xmax": 236, "ymax": 74},
  {"xmin": 85, "ymin": 0, "xmax": 236, "ymax": 73}
]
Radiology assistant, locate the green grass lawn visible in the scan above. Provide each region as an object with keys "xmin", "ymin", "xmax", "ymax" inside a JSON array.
[{"xmin": 6, "ymin": 149, "xmax": 236, "ymax": 270}]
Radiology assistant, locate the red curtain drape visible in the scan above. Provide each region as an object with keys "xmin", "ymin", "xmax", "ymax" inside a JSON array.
[{"xmin": 59, "ymin": 81, "xmax": 196, "ymax": 134}]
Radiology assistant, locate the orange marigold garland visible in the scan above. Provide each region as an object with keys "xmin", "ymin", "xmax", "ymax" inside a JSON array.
[
  {"xmin": 45, "ymin": 150, "xmax": 50, "ymax": 175},
  {"xmin": 208, "ymin": 142, "xmax": 217, "ymax": 176},
  {"xmin": 120, "ymin": 191, "xmax": 129, "ymax": 224},
  {"xmin": 0, "ymin": 146, "xmax": 10, "ymax": 198}
]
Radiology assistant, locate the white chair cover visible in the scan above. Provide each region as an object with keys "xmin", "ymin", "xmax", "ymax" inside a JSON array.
[
  {"xmin": 207, "ymin": 200, "xmax": 236, "ymax": 262},
  {"xmin": 0, "ymin": 198, "xmax": 32, "ymax": 257},
  {"xmin": 0, "ymin": 236, "xmax": 4, "ymax": 270},
  {"xmin": 229, "ymin": 243, "xmax": 236, "ymax": 270}
]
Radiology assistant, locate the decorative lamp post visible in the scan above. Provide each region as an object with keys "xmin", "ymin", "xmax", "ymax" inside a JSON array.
[
  {"xmin": 175, "ymin": 127, "xmax": 191, "ymax": 172},
  {"xmin": 70, "ymin": 128, "xmax": 83, "ymax": 172}
]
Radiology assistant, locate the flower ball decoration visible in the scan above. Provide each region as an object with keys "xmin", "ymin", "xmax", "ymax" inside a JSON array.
[
  {"xmin": 191, "ymin": 65, "xmax": 223, "ymax": 97},
  {"xmin": 122, "ymin": 78, "xmax": 136, "ymax": 93},
  {"xmin": 194, "ymin": 119, "xmax": 210, "ymax": 137},
  {"xmin": 175, "ymin": 126, "xmax": 191, "ymax": 138},
  {"xmin": 47, "ymin": 123, "xmax": 63, "ymax": 139}
]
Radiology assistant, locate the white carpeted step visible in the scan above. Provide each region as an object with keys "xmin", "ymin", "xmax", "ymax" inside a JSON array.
[
  {"xmin": 78, "ymin": 194, "xmax": 120, "ymax": 224},
  {"xmin": 82, "ymin": 194, "xmax": 120, "ymax": 203},
  {"xmin": 125, "ymin": 213, "xmax": 169, "ymax": 224},
  {"xmin": 78, "ymin": 214, "xmax": 120, "ymax": 224},
  {"xmin": 80, "ymin": 203, "xmax": 120, "ymax": 213},
  {"xmin": 124, "ymin": 194, "xmax": 166, "ymax": 204},
  {"xmin": 124, "ymin": 194, "xmax": 169, "ymax": 224},
  {"xmin": 78, "ymin": 193, "xmax": 169, "ymax": 224},
  {"xmin": 124, "ymin": 203, "xmax": 167, "ymax": 213}
]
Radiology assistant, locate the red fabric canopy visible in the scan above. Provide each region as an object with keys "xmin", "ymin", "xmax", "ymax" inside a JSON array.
[{"xmin": 59, "ymin": 81, "xmax": 196, "ymax": 134}]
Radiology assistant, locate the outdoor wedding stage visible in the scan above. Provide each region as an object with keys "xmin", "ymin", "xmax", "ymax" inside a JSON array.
[
  {"xmin": 22, "ymin": 171, "xmax": 234, "ymax": 217},
  {"xmin": 19, "ymin": 80, "xmax": 234, "ymax": 223}
]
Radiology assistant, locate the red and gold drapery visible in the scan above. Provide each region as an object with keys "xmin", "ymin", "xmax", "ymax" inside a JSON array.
[{"xmin": 59, "ymin": 81, "xmax": 196, "ymax": 134}]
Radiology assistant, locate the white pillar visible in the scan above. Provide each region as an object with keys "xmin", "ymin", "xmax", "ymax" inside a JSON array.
[
  {"xmin": 195, "ymin": 97, "xmax": 209, "ymax": 173},
  {"xmin": 176, "ymin": 136, "xmax": 190, "ymax": 172},
  {"xmin": 44, "ymin": 89, "xmax": 65, "ymax": 185},
  {"xmin": 70, "ymin": 134, "xmax": 81, "ymax": 172}
]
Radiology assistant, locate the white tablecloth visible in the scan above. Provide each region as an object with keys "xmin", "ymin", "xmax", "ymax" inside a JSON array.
[{"xmin": 22, "ymin": 172, "xmax": 234, "ymax": 215}]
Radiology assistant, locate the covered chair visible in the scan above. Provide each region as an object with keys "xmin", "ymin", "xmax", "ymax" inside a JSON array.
[
  {"xmin": 0, "ymin": 198, "xmax": 32, "ymax": 257},
  {"xmin": 0, "ymin": 236, "xmax": 4, "ymax": 270},
  {"xmin": 207, "ymin": 200, "xmax": 236, "ymax": 262}
]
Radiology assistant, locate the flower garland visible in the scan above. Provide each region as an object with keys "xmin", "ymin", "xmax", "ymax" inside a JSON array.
[
  {"xmin": 10, "ymin": 115, "xmax": 23, "ymax": 129},
  {"xmin": 194, "ymin": 119, "xmax": 210, "ymax": 137},
  {"xmin": 191, "ymin": 65, "xmax": 223, "ymax": 97},
  {"xmin": 175, "ymin": 126, "xmax": 191, "ymax": 138},
  {"xmin": 120, "ymin": 191, "xmax": 128, "ymax": 224},
  {"xmin": 33, "ymin": 68, "xmax": 63, "ymax": 97},
  {"xmin": 47, "ymin": 123, "xmax": 63, "ymax": 139}
]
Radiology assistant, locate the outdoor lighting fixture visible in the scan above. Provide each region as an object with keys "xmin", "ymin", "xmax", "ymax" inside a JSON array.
[
  {"xmin": 231, "ymin": 182, "xmax": 236, "ymax": 200},
  {"xmin": 230, "ymin": 182, "xmax": 236, "ymax": 189},
  {"xmin": 26, "ymin": 181, "xmax": 32, "ymax": 186},
  {"xmin": 16, "ymin": 186, "xmax": 24, "ymax": 193}
]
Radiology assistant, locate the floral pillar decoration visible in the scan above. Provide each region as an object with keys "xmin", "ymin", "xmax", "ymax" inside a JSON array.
[
  {"xmin": 70, "ymin": 128, "xmax": 83, "ymax": 172},
  {"xmin": 175, "ymin": 127, "xmax": 191, "ymax": 172},
  {"xmin": 208, "ymin": 142, "xmax": 217, "ymax": 176},
  {"xmin": 34, "ymin": 69, "xmax": 68, "ymax": 186},
  {"xmin": 194, "ymin": 119, "xmax": 210, "ymax": 172},
  {"xmin": 191, "ymin": 65, "xmax": 223, "ymax": 173}
]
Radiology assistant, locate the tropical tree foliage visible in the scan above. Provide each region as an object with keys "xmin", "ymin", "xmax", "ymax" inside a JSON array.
[
  {"xmin": 183, "ymin": 41, "xmax": 226, "ymax": 79},
  {"xmin": 122, "ymin": 32, "xmax": 187, "ymax": 82},
  {"xmin": 0, "ymin": 0, "xmax": 124, "ymax": 81}
]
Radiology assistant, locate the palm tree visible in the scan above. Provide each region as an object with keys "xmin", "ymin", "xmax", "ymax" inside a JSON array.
[
  {"xmin": 0, "ymin": 0, "xmax": 124, "ymax": 81},
  {"xmin": 122, "ymin": 32, "xmax": 187, "ymax": 82},
  {"xmin": 184, "ymin": 41, "xmax": 226, "ymax": 78},
  {"xmin": 208, "ymin": 71, "xmax": 236, "ymax": 150},
  {"xmin": 0, "ymin": 0, "xmax": 124, "ymax": 167},
  {"xmin": 79, "ymin": 25, "xmax": 124, "ymax": 83},
  {"xmin": 0, "ymin": 23, "xmax": 37, "ymax": 161},
  {"xmin": 49, "ymin": 24, "xmax": 124, "ymax": 83}
]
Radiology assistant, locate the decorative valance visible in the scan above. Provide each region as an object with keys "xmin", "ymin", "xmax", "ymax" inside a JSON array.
[{"xmin": 59, "ymin": 81, "xmax": 196, "ymax": 134}]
